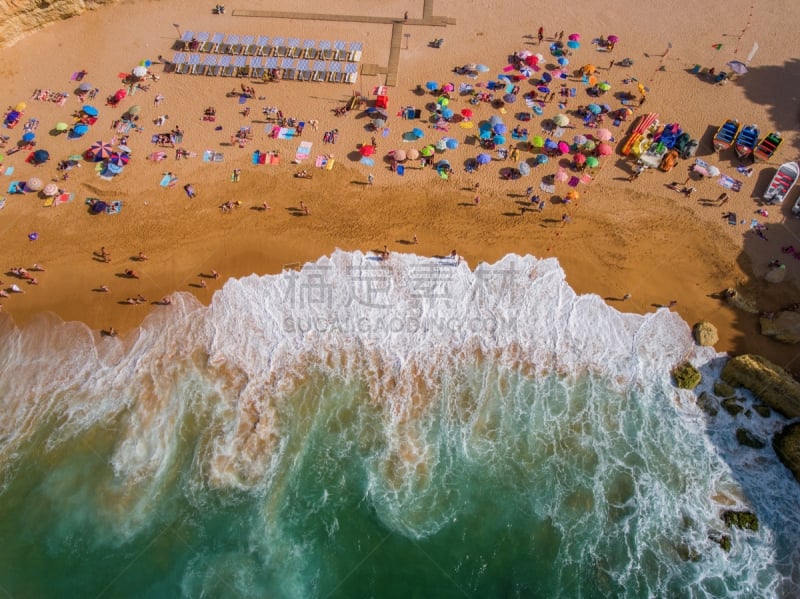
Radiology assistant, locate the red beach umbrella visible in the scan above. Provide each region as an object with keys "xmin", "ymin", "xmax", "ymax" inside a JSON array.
[
  {"xmin": 360, "ymin": 144, "xmax": 375, "ymax": 156},
  {"xmin": 460, "ymin": 108, "xmax": 473, "ymax": 118},
  {"xmin": 597, "ymin": 142, "xmax": 613, "ymax": 156},
  {"xmin": 573, "ymin": 153, "xmax": 586, "ymax": 164}
]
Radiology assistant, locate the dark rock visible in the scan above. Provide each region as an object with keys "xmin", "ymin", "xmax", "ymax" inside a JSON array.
[
  {"xmin": 721, "ymin": 398, "xmax": 743, "ymax": 417},
  {"xmin": 719, "ymin": 535, "xmax": 731, "ymax": 552},
  {"xmin": 773, "ymin": 422, "xmax": 800, "ymax": 485},
  {"xmin": 721, "ymin": 355, "xmax": 800, "ymax": 419},
  {"xmin": 695, "ymin": 392, "xmax": 718, "ymax": 416},
  {"xmin": 722, "ymin": 510, "xmax": 759, "ymax": 532},
  {"xmin": 713, "ymin": 380, "xmax": 735, "ymax": 399},
  {"xmin": 672, "ymin": 362, "xmax": 701, "ymax": 389},
  {"xmin": 736, "ymin": 428, "xmax": 766, "ymax": 449},
  {"xmin": 753, "ymin": 404, "xmax": 771, "ymax": 418}
]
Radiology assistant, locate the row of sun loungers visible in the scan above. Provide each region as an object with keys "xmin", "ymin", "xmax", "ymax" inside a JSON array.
[
  {"xmin": 171, "ymin": 53, "xmax": 359, "ymax": 82},
  {"xmin": 179, "ymin": 32, "xmax": 363, "ymax": 62}
]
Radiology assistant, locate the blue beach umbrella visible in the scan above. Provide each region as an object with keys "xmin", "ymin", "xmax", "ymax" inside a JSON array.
[
  {"xmin": 442, "ymin": 108, "xmax": 454, "ymax": 119},
  {"xmin": 412, "ymin": 127, "xmax": 424, "ymax": 139},
  {"xmin": 544, "ymin": 138, "xmax": 558, "ymax": 150},
  {"xmin": 567, "ymin": 40, "xmax": 580, "ymax": 49},
  {"xmin": 445, "ymin": 138, "xmax": 459, "ymax": 150},
  {"xmin": 518, "ymin": 161, "xmax": 531, "ymax": 176},
  {"xmin": 494, "ymin": 135, "xmax": 506, "ymax": 145},
  {"xmin": 492, "ymin": 123, "xmax": 507, "ymax": 135},
  {"xmin": 476, "ymin": 64, "xmax": 490, "ymax": 72},
  {"xmin": 22, "ymin": 132, "xmax": 35, "ymax": 142},
  {"xmin": 587, "ymin": 104, "xmax": 602, "ymax": 114},
  {"xmin": 537, "ymin": 86, "xmax": 550, "ymax": 94},
  {"xmin": 72, "ymin": 123, "xmax": 89, "ymax": 136},
  {"xmin": 536, "ymin": 154, "xmax": 549, "ymax": 164},
  {"xmin": 541, "ymin": 72, "xmax": 552, "ymax": 83},
  {"xmin": 479, "ymin": 128, "xmax": 492, "ymax": 140},
  {"xmin": 425, "ymin": 81, "xmax": 439, "ymax": 91},
  {"xmin": 82, "ymin": 105, "xmax": 99, "ymax": 117},
  {"xmin": 476, "ymin": 153, "xmax": 491, "ymax": 164},
  {"xmin": 489, "ymin": 115, "xmax": 503, "ymax": 125},
  {"xmin": 558, "ymin": 57, "xmax": 569, "ymax": 66}
]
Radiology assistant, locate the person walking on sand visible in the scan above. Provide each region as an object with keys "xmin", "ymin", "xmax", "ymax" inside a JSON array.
[
  {"xmin": 561, "ymin": 213, "xmax": 571, "ymax": 226},
  {"xmin": 368, "ymin": 173, "xmax": 374, "ymax": 185},
  {"xmin": 413, "ymin": 234, "xmax": 418, "ymax": 244},
  {"xmin": 537, "ymin": 27, "xmax": 544, "ymax": 44}
]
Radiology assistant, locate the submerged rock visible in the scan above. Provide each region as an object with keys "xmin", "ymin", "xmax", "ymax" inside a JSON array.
[
  {"xmin": 760, "ymin": 311, "xmax": 800, "ymax": 344},
  {"xmin": 692, "ymin": 321, "xmax": 719, "ymax": 346},
  {"xmin": 672, "ymin": 362, "xmax": 701, "ymax": 390},
  {"xmin": 753, "ymin": 404, "xmax": 771, "ymax": 418},
  {"xmin": 695, "ymin": 392, "xmax": 718, "ymax": 416},
  {"xmin": 714, "ymin": 380, "xmax": 735, "ymax": 399},
  {"xmin": 736, "ymin": 428, "xmax": 766, "ymax": 449},
  {"xmin": 773, "ymin": 423, "xmax": 800, "ymax": 485},
  {"xmin": 722, "ymin": 510, "xmax": 759, "ymax": 532},
  {"xmin": 721, "ymin": 355, "xmax": 800, "ymax": 419},
  {"xmin": 721, "ymin": 398, "xmax": 744, "ymax": 417}
]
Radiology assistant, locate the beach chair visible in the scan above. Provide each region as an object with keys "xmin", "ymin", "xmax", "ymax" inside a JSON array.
[
  {"xmin": 232, "ymin": 55, "xmax": 248, "ymax": 77},
  {"xmin": 275, "ymin": 39, "xmax": 289, "ymax": 58},
  {"xmin": 302, "ymin": 40, "xmax": 317, "ymax": 59},
  {"xmin": 205, "ymin": 32, "xmax": 224, "ymax": 53},
  {"xmin": 172, "ymin": 52, "xmax": 188, "ymax": 74},
  {"xmin": 249, "ymin": 56, "xmax": 264, "ymax": 79},
  {"xmin": 327, "ymin": 62, "xmax": 343, "ymax": 83},
  {"xmin": 255, "ymin": 36, "xmax": 270, "ymax": 56},
  {"xmin": 348, "ymin": 41, "xmax": 363, "ymax": 62},
  {"xmin": 296, "ymin": 59, "xmax": 311, "ymax": 81},
  {"xmin": 318, "ymin": 40, "xmax": 334, "ymax": 60},
  {"xmin": 344, "ymin": 62, "xmax": 359, "ymax": 84},
  {"xmin": 333, "ymin": 40, "xmax": 347, "ymax": 61},
  {"xmin": 218, "ymin": 55, "xmax": 234, "ymax": 77},
  {"xmin": 287, "ymin": 38, "xmax": 302, "ymax": 58},
  {"xmin": 241, "ymin": 35, "xmax": 256, "ymax": 56},
  {"xmin": 714, "ymin": 71, "xmax": 728, "ymax": 83},
  {"xmin": 312, "ymin": 60, "xmax": 327, "ymax": 82},
  {"xmin": 179, "ymin": 30, "xmax": 194, "ymax": 50},
  {"xmin": 690, "ymin": 64, "xmax": 701, "ymax": 74},
  {"xmin": 193, "ymin": 32, "xmax": 210, "ymax": 51},
  {"xmin": 280, "ymin": 58, "xmax": 296, "ymax": 80},
  {"xmin": 269, "ymin": 37, "xmax": 284, "ymax": 57},
  {"xmin": 226, "ymin": 34, "xmax": 242, "ymax": 55},
  {"xmin": 204, "ymin": 55, "xmax": 220, "ymax": 76},
  {"xmin": 188, "ymin": 53, "xmax": 204, "ymax": 75},
  {"xmin": 264, "ymin": 56, "xmax": 279, "ymax": 79}
]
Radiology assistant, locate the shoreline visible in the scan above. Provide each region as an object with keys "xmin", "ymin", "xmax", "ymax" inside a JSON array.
[{"xmin": 0, "ymin": 0, "xmax": 798, "ymax": 370}]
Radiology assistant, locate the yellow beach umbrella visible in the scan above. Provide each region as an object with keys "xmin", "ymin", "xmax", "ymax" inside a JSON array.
[{"xmin": 15, "ymin": 102, "xmax": 27, "ymax": 112}]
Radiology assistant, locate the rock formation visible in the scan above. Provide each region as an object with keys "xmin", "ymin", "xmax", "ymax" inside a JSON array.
[{"xmin": 0, "ymin": 0, "xmax": 117, "ymax": 48}]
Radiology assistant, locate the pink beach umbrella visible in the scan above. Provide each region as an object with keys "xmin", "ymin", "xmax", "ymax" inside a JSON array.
[
  {"xmin": 442, "ymin": 83, "xmax": 455, "ymax": 93},
  {"xmin": 597, "ymin": 142, "xmax": 613, "ymax": 156},
  {"xmin": 407, "ymin": 148, "xmax": 420, "ymax": 160},
  {"xmin": 595, "ymin": 128, "xmax": 613, "ymax": 142},
  {"xmin": 389, "ymin": 149, "xmax": 407, "ymax": 162},
  {"xmin": 607, "ymin": 35, "xmax": 619, "ymax": 44},
  {"xmin": 554, "ymin": 169, "xmax": 569, "ymax": 182},
  {"xmin": 568, "ymin": 33, "xmax": 580, "ymax": 41},
  {"xmin": 557, "ymin": 141, "xmax": 570, "ymax": 154}
]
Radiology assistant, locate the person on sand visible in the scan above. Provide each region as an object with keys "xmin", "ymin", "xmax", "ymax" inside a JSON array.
[
  {"xmin": 31, "ymin": 263, "xmax": 45, "ymax": 271},
  {"xmin": 184, "ymin": 184, "xmax": 197, "ymax": 198},
  {"xmin": 199, "ymin": 279, "xmax": 207, "ymax": 289},
  {"xmin": 99, "ymin": 247, "xmax": 111, "ymax": 262},
  {"xmin": 124, "ymin": 269, "xmax": 140, "ymax": 279},
  {"xmin": 161, "ymin": 296, "xmax": 172, "ymax": 305},
  {"xmin": 99, "ymin": 285, "xmax": 110, "ymax": 292},
  {"xmin": 413, "ymin": 234, "xmax": 418, "ymax": 244},
  {"xmin": 300, "ymin": 201, "xmax": 309, "ymax": 215},
  {"xmin": 261, "ymin": 201, "xmax": 271, "ymax": 211},
  {"xmin": 211, "ymin": 269, "xmax": 219, "ymax": 279},
  {"xmin": 138, "ymin": 251, "xmax": 149, "ymax": 261}
]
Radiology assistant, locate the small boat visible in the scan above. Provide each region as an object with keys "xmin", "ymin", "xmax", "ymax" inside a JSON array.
[
  {"xmin": 659, "ymin": 149, "xmax": 679, "ymax": 172},
  {"xmin": 753, "ymin": 131, "xmax": 783, "ymax": 162},
  {"xmin": 712, "ymin": 119, "xmax": 740, "ymax": 151},
  {"xmin": 763, "ymin": 161, "xmax": 799, "ymax": 205},
  {"xmin": 734, "ymin": 124, "xmax": 759, "ymax": 159},
  {"xmin": 621, "ymin": 112, "xmax": 658, "ymax": 155}
]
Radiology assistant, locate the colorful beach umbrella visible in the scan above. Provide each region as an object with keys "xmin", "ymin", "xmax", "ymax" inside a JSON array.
[
  {"xmin": 132, "ymin": 65, "xmax": 148, "ymax": 78},
  {"xmin": 88, "ymin": 140, "xmax": 113, "ymax": 161},
  {"xmin": 420, "ymin": 145, "xmax": 434, "ymax": 157},
  {"xmin": 541, "ymin": 72, "xmax": 552, "ymax": 83},
  {"xmin": 573, "ymin": 153, "xmax": 586, "ymax": 165},
  {"xmin": 598, "ymin": 82, "xmax": 611, "ymax": 91},
  {"xmin": 567, "ymin": 40, "xmax": 580, "ymax": 50},
  {"xmin": 597, "ymin": 142, "xmax": 613, "ymax": 156},
  {"xmin": 15, "ymin": 102, "xmax": 27, "ymax": 112},
  {"xmin": 557, "ymin": 141, "xmax": 570, "ymax": 154},
  {"xmin": 566, "ymin": 190, "xmax": 580, "ymax": 200},
  {"xmin": 587, "ymin": 104, "xmax": 602, "ymax": 114},
  {"xmin": 32, "ymin": 149, "xmax": 49, "ymax": 163},
  {"xmin": 554, "ymin": 169, "xmax": 569, "ymax": 182},
  {"xmin": 493, "ymin": 135, "xmax": 506, "ymax": 145},
  {"xmin": 537, "ymin": 86, "xmax": 550, "ymax": 94},
  {"xmin": 359, "ymin": 144, "xmax": 375, "ymax": 156},
  {"xmin": 583, "ymin": 140, "xmax": 597, "ymax": 152},
  {"xmin": 461, "ymin": 108, "xmax": 473, "ymax": 118},
  {"xmin": 476, "ymin": 153, "xmax": 491, "ymax": 164},
  {"xmin": 493, "ymin": 123, "xmax": 507, "ymax": 135},
  {"xmin": 518, "ymin": 161, "xmax": 531, "ymax": 176},
  {"xmin": 586, "ymin": 156, "xmax": 599, "ymax": 168},
  {"xmin": 726, "ymin": 60, "xmax": 748, "ymax": 75},
  {"xmin": 412, "ymin": 127, "xmax": 424, "ymax": 139},
  {"xmin": 25, "ymin": 177, "xmax": 43, "ymax": 191},
  {"xmin": 568, "ymin": 33, "xmax": 581, "ymax": 41},
  {"xmin": 436, "ymin": 96, "xmax": 449, "ymax": 106},
  {"xmin": 573, "ymin": 134, "xmax": 588, "ymax": 146},
  {"xmin": 425, "ymin": 81, "xmax": 438, "ymax": 91},
  {"xmin": 536, "ymin": 154, "xmax": 548, "ymax": 164},
  {"xmin": 389, "ymin": 149, "xmax": 406, "ymax": 162},
  {"xmin": 558, "ymin": 57, "xmax": 569, "ymax": 66},
  {"xmin": 595, "ymin": 128, "xmax": 613, "ymax": 141},
  {"xmin": 22, "ymin": 132, "xmax": 35, "ymax": 142},
  {"xmin": 372, "ymin": 118, "xmax": 386, "ymax": 129},
  {"xmin": 55, "ymin": 122, "xmax": 69, "ymax": 132},
  {"xmin": 503, "ymin": 93, "xmax": 517, "ymax": 104},
  {"xmin": 531, "ymin": 135, "xmax": 545, "ymax": 148},
  {"xmin": 441, "ymin": 108, "xmax": 454, "ymax": 120},
  {"xmin": 544, "ymin": 138, "xmax": 558, "ymax": 150},
  {"xmin": 82, "ymin": 105, "xmax": 99, "ymax": 117},
  {"xmin": 476, "ymin": 64, "xmax": 490, "ymax": 72},
  {"xmin": 553, "ymin": 114, "xmax": 569, "ymax": 126},
  {"xmin": 78, "ymin": 82, "xmax": 93, "ymax": 92},
  {"xmin": 72, "ymin": 124, "xmax": 89, "ymax": 136},
  {"xmin": 435, "ymin": 139, "xmax": 448, "ymax": 151},
  {"xmin": 407, "ymin": 148, "xmax": 419, "ymax": 160},
  {"xmin": 445, "ymin": 138, "xmax": 459, "ymax": 150},
  {"xmin": 42, "ymin": 182, "xmax": 59, "ymax": 197},
  {"xmin": 607, "ymin": 35, "xmax": 619, "ymax": 44}
]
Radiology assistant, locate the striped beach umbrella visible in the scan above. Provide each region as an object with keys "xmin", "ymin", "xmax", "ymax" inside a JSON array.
[{"xmin": 88, "ymin": 140, "xmax": 113, "ymax": 161}]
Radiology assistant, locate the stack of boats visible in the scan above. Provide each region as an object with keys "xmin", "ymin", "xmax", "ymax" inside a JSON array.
[
  {"xmin": 621, "ymin": 113, "xmax": 698, "ymax": 170},
  {"xmin": 713, "ymin": 119, "xmax": 783, "ymax": 161}
]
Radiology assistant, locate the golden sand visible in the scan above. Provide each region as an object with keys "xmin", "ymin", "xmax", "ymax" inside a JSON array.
[{"xmin": 0, "ymin": 0, "xmax": 797, "ymax": 367}]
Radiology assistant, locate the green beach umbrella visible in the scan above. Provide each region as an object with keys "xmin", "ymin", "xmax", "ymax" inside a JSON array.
[
  {"xmin": 55, "ymin": 122, "xmax": 69, "ymax": 132},
  {"xmin": 598, "ymin": 82, "xmax": 611, "ymax": 91},
  {"xmin": 420, "ymin": 145, "xmax": 435, "ymax": 157},
  {"xmin": 586, "ymin": 156, "xmax": 599, "ymax": 168},
  {"xmin": 531, "ymin": 135, "xmax": 545, "ymax": 148},
  {"xmin": 583, "ymin": 140, "xmax": 596, "ymax": 151}
]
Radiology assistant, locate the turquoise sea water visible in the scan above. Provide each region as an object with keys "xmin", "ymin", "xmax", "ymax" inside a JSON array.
[{"xmin": 0, "ymin": 252, "xmax": 798, "ymax": 597}]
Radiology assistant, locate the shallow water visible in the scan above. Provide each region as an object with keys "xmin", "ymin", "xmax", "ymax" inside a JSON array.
[{"xmin": 0, "ymin": 252, "xmax": 797, "ymax": 598}]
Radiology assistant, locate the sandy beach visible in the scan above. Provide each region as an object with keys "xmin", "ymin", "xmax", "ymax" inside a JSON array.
[{"xmin": 0, "ymin": 0, "xmax": 798, "ymax": 367}]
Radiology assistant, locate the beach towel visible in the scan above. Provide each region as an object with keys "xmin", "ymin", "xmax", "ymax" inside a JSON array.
[
  {"xmin": 238, "ymin": 94, "xmax": 248, "ymax": 104},
  {"xmin": 315, "ymin": 155, "xmax": 328, "ymax": 168},
  {"xmin": 580, "ymin": 174, "xmax": 593, "ymax": 185},
  {"xmin": 7, "ymin": 181, "xmax": 21, "ymax": 193},
  {"xmin": 267, "ymin": 125, "xmax": 280, "ymax": 138},
  {"xmin": 43, "ymin": 197, "xmax": 55, "ymax": 208},
  {"xmin": 259, "ymin": 153, "xmax": 267, "ymax": 165},
  {"xmin": 727, "ymin": 212, "xmax": 737, "ymax": 225},
  {"xmin": 4, "ymin": 167, "xmax": 14, "ymax": 176},
  {"xmin": 295, "ymin": 141, "xmax": 313, "ymax": 162},
  {"xmin": 326, "ymin": 158, "xmax": 335, "ymax": 170},
  {"xmin": 540, "ymin": 181, "xmax": 556, "ymax": 193},
  {"xmin": 106, "ymin": 201, "xmax": 122, "ymax": 214},
  {"xmin": 252, "ymin": 151, "xmax": 261, "ymax": 165},
  {"xmin": 568, "ymin": 176, "xmax": 580, "ymax": 188},
  {"xmin": 360, "ymin": 157, "xmax": 374, "ymax": 166},
  {"xmin": 203, "ymin": 150, "xmax": 214, "ymax": 162},
  {"xmin": 459, "ymin": 121, "xmax": 474, "ymax": 129},
  {"xmin": 718, "ymin": 175, "xmax": 743, "ymax": 192},
  {"xmin": 150, "ymin": 151, "xmax": 167, "ymax": 162},
  {"xmin": 116, "ymin": 121, "xmax": 132, "ymax": 135},
  {"xmin": 0, "ymin": 198, "xmax": 5, "ymax": 209},
  {"xmin": 382, "ymin": 127, "xmax": 390, "ymax": 138},
  {"xmin": 56, "ymin": 192, "xmax": 73, "ymax": 204},
  {"xmin": 396, "ymin": 165, "xmax": 405, "ymax": 176},
  {"xmin": 213, "ymin": 152, "xmax": 224, "ymax": 162},
  {"xmin": 269, "ymin": 153, "xmax": 280, "ymax": 165},
  {"xmin": 278, "ymin": 127, "xmax": 294, "ymax": 140}
]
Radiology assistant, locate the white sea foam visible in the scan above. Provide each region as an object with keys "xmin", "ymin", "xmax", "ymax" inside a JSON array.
[{"xmin": 0, "ymin": 251, "xmax": 798, "ymax": 595}]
